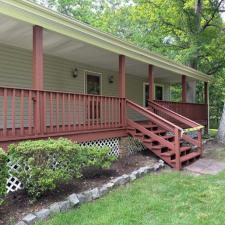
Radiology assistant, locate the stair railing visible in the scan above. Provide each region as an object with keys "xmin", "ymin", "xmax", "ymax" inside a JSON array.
[
  {"xmin": 126, "ymin": 99, "xmax": 183, "ymax": 170},
  {"xmin": 148, "ymin": 100, "xmax": 203, "ymax": 151}
]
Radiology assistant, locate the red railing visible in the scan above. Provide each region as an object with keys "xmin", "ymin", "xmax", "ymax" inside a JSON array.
[
  {"xmin": 0, "ymin": 86, "xmax": 126, "ymax": 141},
  {"xmin": 127, "ymin": 99, "xmax": 203, "ymax": 170},
  {"xmin": 153, "ymin": 100, "xmax": 208, "ymax": 127}
]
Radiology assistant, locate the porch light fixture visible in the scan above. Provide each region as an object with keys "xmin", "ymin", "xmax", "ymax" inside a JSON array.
[
  {"xmin": 108, "ymin": 75, "xmax": 114, "ymax": 84},
  {"xmin": 72, "ymin": 68, "xmax": 78, "ymax": 78}
]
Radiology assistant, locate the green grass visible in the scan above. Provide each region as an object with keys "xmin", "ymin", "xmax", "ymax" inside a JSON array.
[
  {"xmin": 209, "ymin": 129, "xmax": 218, "ymax": 138},
  {"xmin": 39, "ymin": 171, "xmax": 225, "ymax": 225}
]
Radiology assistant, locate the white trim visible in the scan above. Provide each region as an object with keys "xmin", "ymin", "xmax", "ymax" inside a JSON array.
[{"xmin": 84, "ymin": 70, "xmax": 102, "ymax": 95}]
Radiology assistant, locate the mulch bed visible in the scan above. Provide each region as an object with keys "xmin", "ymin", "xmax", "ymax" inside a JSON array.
[{"xmin": 0, "ymin": 151, "xmax": 158, "ymax": 225}]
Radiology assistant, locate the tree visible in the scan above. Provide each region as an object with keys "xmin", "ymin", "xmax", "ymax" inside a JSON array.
[{"xmin": 35, "ymin": 0, "xmax": 225, "ymax": 132}]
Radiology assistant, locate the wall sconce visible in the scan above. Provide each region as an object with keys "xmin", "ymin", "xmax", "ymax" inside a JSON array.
[
  {"xmin": 108, "ymin": 75, "xmax": 114, "ymax": 84},
  {"xmin": 72, "ymin": 68, "xmax": 78, "ymax": 78}
]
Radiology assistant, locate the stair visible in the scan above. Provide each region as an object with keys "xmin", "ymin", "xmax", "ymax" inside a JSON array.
[{"xmin": 126, "ymin": 100, "xmax": 203, "ymax": 170}]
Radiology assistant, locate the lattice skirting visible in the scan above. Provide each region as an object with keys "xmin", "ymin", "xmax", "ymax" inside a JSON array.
[
  {"xmin": 127, "ymin": 136, "xmax": 146, "ymax": 154},
  {"xmin": 80, "ymin": 138, "xmax": 120, "ymax": 157},
  {"xmin": 5, "ymin": 137, "xmax": 146, "ymax": 193}
]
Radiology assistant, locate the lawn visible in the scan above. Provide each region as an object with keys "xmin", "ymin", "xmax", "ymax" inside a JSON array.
[{"xmin": 39, "ymin": 170, "xmax": 225, "ymax": 225}]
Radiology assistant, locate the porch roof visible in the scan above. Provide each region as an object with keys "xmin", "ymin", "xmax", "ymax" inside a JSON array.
[{"xmin": 0, "ymin": 0, "xmax": 210, "ymax": 82}]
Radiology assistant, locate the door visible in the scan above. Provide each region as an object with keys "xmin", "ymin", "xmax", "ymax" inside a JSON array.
[
  {"xmin": 85, "ymin": 72, "xmax": 101, "ymax": 121},
  {"xmin": 143, "ymin": 83, "xmax": 164, "ymax": 107}
]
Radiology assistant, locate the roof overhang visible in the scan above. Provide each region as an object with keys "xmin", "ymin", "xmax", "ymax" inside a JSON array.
[{"xmin": 0, "ymin": 0, "xmax": 211, "ymax": 82}]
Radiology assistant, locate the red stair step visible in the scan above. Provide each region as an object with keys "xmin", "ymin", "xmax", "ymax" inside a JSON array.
[
  {"xmin": 171, "ymin": 152, "xmax": 200, "ymax": 164},
  {"xmin": 153, "ymin": 129, "xmax": 166, "ymax": 134},
  {"xmin": 161, "ymin": 146, "xmax": 191, "ymax": 157}
]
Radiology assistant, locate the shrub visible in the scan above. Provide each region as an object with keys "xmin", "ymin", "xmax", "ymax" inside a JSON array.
[
  {"xmin": 0, "ymin": 148, "xmax": 8, "ymax": 205},
  {"xmin": 8, "ymin": 138, "xmax": 115, "ymax": 199}
]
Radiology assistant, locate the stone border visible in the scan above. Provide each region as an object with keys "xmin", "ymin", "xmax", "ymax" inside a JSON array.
[{"xmin": 16, "ymin": 160, "xmax": 165, "ymax": 225}]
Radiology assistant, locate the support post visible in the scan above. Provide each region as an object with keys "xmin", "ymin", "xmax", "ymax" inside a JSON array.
[
  {"xmin": 204, "ymin": 82, "xmax": 208, "ymax": 104},
  {"xmin": 33, "ymin": 25, "xmax": 43, "ymax": 90},
  {"xmin": 33, "ymin": 25, "xmax": 44, "ymax": 134},
  {"xmin": 119, "ymin": 55, "xmax": 126, "ymax": 127},
  {"xmin": 182, "ymin": 75, "xmax": 186, "ymax": 103},
  {"xmin": 148, "ymin": 64, "xmax": 154, "ymax": 102},
  {"xmin": 119, "ymin": 55, "xmax": 125, "ymax": 98}
]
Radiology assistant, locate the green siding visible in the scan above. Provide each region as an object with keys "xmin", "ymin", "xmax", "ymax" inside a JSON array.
[{"xmin": 0, "ymin": 43, "xmax": 170, "ymax": 126}]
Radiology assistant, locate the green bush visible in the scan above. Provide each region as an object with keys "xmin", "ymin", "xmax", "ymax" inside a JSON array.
[
  {"xmin": 0, "ymin": 148, "xmax": 8, "ymax": 205},
  {"xmin": 8, "ymin": 138, "xmax": 115, "ymax": 199}
]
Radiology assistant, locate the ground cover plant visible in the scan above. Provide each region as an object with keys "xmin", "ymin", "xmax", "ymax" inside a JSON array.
[
  {"xmin": 38, "ymin": 170, "xmax": 225, "ymax": 225},
  {"xmin": 0, "ymin": 148, "xmax": 8, "ymax": 205},
  {"xmin": 8, "ymin": 138, "xmax": 115, "ymax": 199}
]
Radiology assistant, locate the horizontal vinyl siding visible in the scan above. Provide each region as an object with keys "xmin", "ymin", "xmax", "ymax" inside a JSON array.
[
  {"xmin": 0, "ymin": 44, "xmax": 32, "ymax": 87},
  {"xmin": 0, "ymin": 43, "xmax": 170, "ymax": 126}
]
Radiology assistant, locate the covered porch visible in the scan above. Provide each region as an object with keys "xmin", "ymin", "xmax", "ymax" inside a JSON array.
[{"xmin": 0, "ymin": 1, "xmax": 209, "ymax": 147}]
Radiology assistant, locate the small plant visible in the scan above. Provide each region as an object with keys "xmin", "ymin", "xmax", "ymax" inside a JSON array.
[
  {"xmin": 8, "ymin": 138, "xmax": 115, "ymax": 199},
  {"xmin": 0, "ymin": 148, "xmax": 8, "ymax": 205}
]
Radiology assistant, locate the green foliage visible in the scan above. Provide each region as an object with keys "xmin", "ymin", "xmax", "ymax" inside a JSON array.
[
  {"xmin": 0, "ymin": 148, "xmax": 8, "ymax": 205},
  {"xmin": 8, "ymin": 138, "xmax": 114, "ymax": 199}
]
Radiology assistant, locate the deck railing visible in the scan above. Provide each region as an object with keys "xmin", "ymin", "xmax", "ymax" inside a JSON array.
[
  {"xmin": 153, "ymin": 100, "xmax": 208, "ymax": 127},
  {"xmin": 0, "ymin": 86, "xmax": 126, "ymax": 141}
]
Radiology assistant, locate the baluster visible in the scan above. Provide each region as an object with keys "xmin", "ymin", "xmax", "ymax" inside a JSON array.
[
  {"xmin": 67, "ymin": 94, "xmax": 71, "ymax": 131},
  {"xmin": 50, "ymin": 92, "xmax": 53, "ymax": 133},
  {"xmin": 11, "ymin": 89, "xmax": 16, "ymax": 136},
  {"xmin": 56, "ymin": 93, "xmax": 59, "ymax": 132},
  {"xmin": 3, "ymin": 89, "xmax": 7, "ymax": 137},
  {"xmin": 104, "ymin": 97, "xmax": 107, "ymax": 128},
  {"xmin": 62, "ymin": 93, "xmax": 65, "ymax": 132},
  {"xmin": 83, "ymin": 95, "xmax": 86, "ymax": 129},
  {"xmin": 78, "ymin": 95, "xmax": 81, "ymax": 130},
  {"xmin": 28, "ymin": 90, "xmax": 32, "ymax": 135},
  {"xmin": 20, "ymin": 90, "xmax": 24, "ymax": 136},
  {"xmin": 73, "ymin": 94, "xmax": 76, "ymax": 130}
]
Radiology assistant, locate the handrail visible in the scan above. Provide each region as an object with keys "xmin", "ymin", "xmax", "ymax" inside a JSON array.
[
  {"xmin": 148, "ymin": 100, "xmax": 201, "ymax": 128},
  {"xmin": 126, "ymin": 99, "xmax": 182, "ymax": 133},
  {"xmin": 0, "ymin": 85, "xmax": 124, "ymax": 100}
]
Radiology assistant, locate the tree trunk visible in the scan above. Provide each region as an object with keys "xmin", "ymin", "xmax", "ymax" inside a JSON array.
[
  {"xmin": 217, "ymin": 103, "xmax": 225, "ymax": 143},
  {"xmin": 186, "ymin": 80, "xmax": 196, "ymax": 103}
]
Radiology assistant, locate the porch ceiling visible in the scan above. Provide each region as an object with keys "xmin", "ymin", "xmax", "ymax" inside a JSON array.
[{"xmin": 0, "ymin": 13, "xmax": 195, "ymax": 83}]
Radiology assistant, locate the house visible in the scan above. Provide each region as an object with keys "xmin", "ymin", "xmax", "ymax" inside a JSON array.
[{"xmin": 0, "ymin": 0, "xmax": 210, "ymax": 170}]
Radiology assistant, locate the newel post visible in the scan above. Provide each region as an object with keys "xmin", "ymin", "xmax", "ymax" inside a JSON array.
[
  {"xmin": 175, "ymin": 128, "xmax": 181, "ymax": 170},
  {"xmin": 33, "ymin": 25, "xmax": 44, "ymax": 134},
  {"xmin": 182, "ymin": 75, "xmax": 187, "ymax": 103}
]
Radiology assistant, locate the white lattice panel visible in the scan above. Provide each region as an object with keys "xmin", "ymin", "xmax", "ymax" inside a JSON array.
[
  {"xmin": 127, "ymin": 136, "xmax": 146, "ymax": 154},
  {"xmin": 80, "ymin": 138, "xmax": 120, "ymax": 157},
  {"xmin": 6, "ymin": 159, "xmax": 23, "ymax": 193}
]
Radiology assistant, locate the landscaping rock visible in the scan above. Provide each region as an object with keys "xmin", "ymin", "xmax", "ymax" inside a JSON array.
[
  {"xmin": 58, "ymin": 200, "xmax": 71, "ymax": 212},
  {"xmin": 99, "ymin": 185, "xmax": 109, "ymax": 197},
  {"xmin": 129, "ymin": 173, "xmax": 136, "ymax": 181},
  {"xmin": 16, "ymin": 221, "xmax": 27, "ymax": 225},
  {"xmin": 90, "ymin": 188, "xmax": 100, "ymax": 200},
  {"xmin": 111, "ymin": 174, "xmax": 130, "ymax": 186},
  {"xmin": 104, "ymin": 181, "xmax": 115, "ymax": 190},
  {"xmin": 77, "ymin": 190, "xmax": 93, "ymax": 203},
  {"xmin": 67, "ymin": 193, "xmax": 79, "ymax": 207},
  {"xmin": 22, "ymin": 213, "xmax": 37, "ymax": 225},
  {"xmin": 154, "ymin": 163, "xmax": 161, "ymax": 171},
  {"xmin": 49, "ymin": 202, "xmax": 61, "ymax": 214},
  {"xmin": 35, "ymin": 208, "xmax": 50, "ymax": 221}
]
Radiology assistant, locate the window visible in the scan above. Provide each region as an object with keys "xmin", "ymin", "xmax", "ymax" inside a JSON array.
[{"xmin": 85, "ymin": 72, "xmax": 101, "ymax": 95}]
